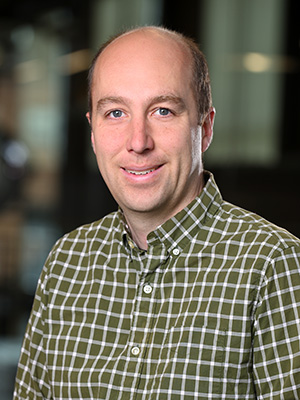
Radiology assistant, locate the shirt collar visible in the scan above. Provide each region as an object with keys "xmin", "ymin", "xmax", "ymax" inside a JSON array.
[
  {"xmin": 147, "ymin": 171, "xmax": 222, "ymax": 253},
  {"xmin": 119, "ymin": 171, "xmax": 222, "ymax": 254}
]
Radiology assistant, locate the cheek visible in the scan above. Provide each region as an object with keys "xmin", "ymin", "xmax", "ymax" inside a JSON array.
[
  {"xmin": 190, "ymin": 125, "xmax": 202, "ymax": 153},
  {"xmin": 92, "ymin": 128, "xmax": 123, "ymax": 156},
  {"xmin": 176, "ymin": 127, "xmax": 201, "ymax": 158},
  {"xmin": 181, "ymin": 129, "xmax": 202, "ymax": 173},
  {"xmin": 91, "ymin": 135, "xmax": 110, "ymax": 171},
  {"xmin": 92, "ymin": 133, "xmax": 125, "ymax": 182}
]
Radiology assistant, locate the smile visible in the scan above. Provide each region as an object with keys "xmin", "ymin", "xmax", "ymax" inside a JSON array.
[
  {"xmin": 126, "ymin": 168, "xmax": 156, "ymax": 176},
  {"xmin": 123, "ymin": 165, "xmax": 162, "ymax": 176}
]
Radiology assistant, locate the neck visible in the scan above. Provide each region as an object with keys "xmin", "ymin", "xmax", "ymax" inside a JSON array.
[
  {"xmin": 122, "ymin": 172, "xmax": 207, "ymax": 250},
  {"xmin": 123, "ymin": 176, "xmax": 206, "ymax": 250},
  {"xmin": 124, "ymin": 211, "xmax": 165, "ymax": 250}
]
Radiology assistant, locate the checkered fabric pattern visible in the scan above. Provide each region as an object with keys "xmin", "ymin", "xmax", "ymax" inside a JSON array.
[{"xmin": 14, "ymin": 172, "xmax": 300, "ymax": 399}]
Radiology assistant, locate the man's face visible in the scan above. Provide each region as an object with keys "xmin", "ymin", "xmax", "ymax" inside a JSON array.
[{"xmin": 88, "ymin": 30, "xmax": 213, "ymax": 223}]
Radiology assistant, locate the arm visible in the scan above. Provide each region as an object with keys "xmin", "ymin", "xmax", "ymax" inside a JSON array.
[
  {"xmin": 13, "ymin": 260, "xmax": 52, "ymax": 399},
  {"xmin": 253, "ymin": 245, "xmax": 300, "ymax": 399}
]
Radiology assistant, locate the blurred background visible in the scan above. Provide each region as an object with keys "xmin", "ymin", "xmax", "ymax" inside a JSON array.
[{"xmin": 0, "ymin": 0, "xmax": 299, "ymax": 397}]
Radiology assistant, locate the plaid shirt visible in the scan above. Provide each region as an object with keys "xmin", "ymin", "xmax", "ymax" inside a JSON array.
[{"xmin": 14, "ymin": 172, "xmax": 300, "ymax": 399}]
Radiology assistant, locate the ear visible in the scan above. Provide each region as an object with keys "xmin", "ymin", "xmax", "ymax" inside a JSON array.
[
  {"xmin": 86, "ymin": 112, "xmax": 96, "ymax": 153},
  {"xmin": 201, "ymin": 107, "xmax": 215, "ymax": 153}
]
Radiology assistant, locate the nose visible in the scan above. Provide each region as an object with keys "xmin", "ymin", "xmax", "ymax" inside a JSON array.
[{"xmin": 126, "ymin": 117, "xmax": 154, "ymax": 154}]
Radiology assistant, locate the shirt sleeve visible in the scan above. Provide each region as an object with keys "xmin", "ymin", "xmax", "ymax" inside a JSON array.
[
  {"xmin": 253, "ymin": 244, "xmax": 300, "ymax": 399},
  {"xmin": 13, "ymin": 259, "xmax": 52, "ymax": 399}
]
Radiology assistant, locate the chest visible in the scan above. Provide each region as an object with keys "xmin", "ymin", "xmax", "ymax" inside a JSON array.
[{"xmin": 45, "ymin": 250, "xmax": 260, "ymax": 399}]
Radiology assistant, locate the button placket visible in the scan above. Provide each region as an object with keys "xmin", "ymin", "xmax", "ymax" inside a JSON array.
[{"xmin": 128, "ymin": 243, "xmax": 165, "ymax": 363}]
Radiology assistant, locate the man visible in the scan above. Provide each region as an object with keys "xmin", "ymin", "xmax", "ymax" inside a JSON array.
[{"xmin": 14, "ymin": 26, "xmax": 300, "ymax": 399}]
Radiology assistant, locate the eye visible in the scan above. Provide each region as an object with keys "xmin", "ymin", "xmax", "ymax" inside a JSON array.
[
  {"xmin": 154, "ymin": 107, "xmax": 172, "ymax": 117},
  {"xmin": 107, "ymin": 109, "xmax": 124, "ymax": 119}
]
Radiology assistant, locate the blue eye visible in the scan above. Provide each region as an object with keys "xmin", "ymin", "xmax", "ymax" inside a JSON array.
[
  {"xmin": 109, "ymin": 110, "xmax": 124, "ymax": 118},
  {"xmin": 156, "ymin": 108, "xmax": 171, "ymax": 116}
]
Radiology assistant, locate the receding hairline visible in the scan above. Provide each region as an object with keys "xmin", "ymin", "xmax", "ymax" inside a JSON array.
[
  {"xmin": 96, "ymin": 26, "xmax": 194, "ymax": 69},
  {"xmin": 103, "ymin": 26, "xmax": 191, "ymax": 49},
  {"xmin": 89, "ymin": 26, "xmax": 195, "ymax": 102},
  {"xmin": 88, "ymin": 26, "xmax": 212, "ymax": 122}
]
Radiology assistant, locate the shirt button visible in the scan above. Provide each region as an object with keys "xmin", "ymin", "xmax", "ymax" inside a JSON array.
[
  {"xmin": 131, "ymin": 346, "xmax": 140, "ymax": 356},
  {"xmin": 128, "ymin": 240, "xmax": 135, "ymax": 249},
  {"xmin": 143, "ymin": 284, "xmax": 152, "ymax": 294},
  {"xmin": 172, "ymin": 248, "xmax": 180, "ymax": 256}
]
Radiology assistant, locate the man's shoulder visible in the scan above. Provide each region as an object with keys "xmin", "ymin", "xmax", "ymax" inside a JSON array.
[
  {"xmin": 211, "ymin": 201, "xmax": 300, "ymax": 251},
  {"xmin": 52, "ymin": 210, "xmax": 122, "ymax": 253},
  {"xmin": 67, "ymin": 211, "xmax": 120, "ymax": 237},
  {"xmin": 219, "ymin": 200, "xmax": 300, "ymax": 251},
  {"xmin": 40, "ymin": 211, "xmax": 124, "ymax": 293}
]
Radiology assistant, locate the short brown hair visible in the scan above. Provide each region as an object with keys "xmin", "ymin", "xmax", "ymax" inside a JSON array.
[{"xmin": 87, "ymin": 26, "xmax": 212, "ymax": 124}]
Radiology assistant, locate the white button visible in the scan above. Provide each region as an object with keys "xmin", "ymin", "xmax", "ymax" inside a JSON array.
[
  {"xmin": 131, "ymin": 346, "xmax": 140, "ymax": 356},
  {"xmin": 143, "ymin": 284, "xmax": 152, "ymax": 294},
  {"xmin": 128, "ymin": 239, "xmax": 135, "ymax": 249},
  {"xmin": 172, "ymin": 248, "xmax": 180, "ymax": 255}
]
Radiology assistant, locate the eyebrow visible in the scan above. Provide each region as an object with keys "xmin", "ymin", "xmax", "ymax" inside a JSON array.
[
  {"xmin": 96, "ymin": 94, "xmax": 187, "ymax": 112},
  {"xmin": 96, "ymin": 96, "xmax": 127, "ymax": 112},
  {"xmin": 149, "ymin": 95, "xmax": 187, "ymax": 111}
]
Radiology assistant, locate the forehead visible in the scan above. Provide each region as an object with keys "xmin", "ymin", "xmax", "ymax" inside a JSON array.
[
  {"xmin": 93, "ymin": 30, "xmax": 193, "ymax": 89},
  {"xmin": 101, "ymin": 29, "xmax": 190, "ymax": 58}
]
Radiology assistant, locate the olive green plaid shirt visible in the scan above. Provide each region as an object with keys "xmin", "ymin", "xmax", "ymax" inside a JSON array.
[{"xmin": 14, "ymin": 172, "xmax": 300, "ymax": 399}]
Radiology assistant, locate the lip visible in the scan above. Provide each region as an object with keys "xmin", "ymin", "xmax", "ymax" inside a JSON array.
[{"xmin": 121, "ymin": 164, "xmax": 163, "ymax": 178}]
